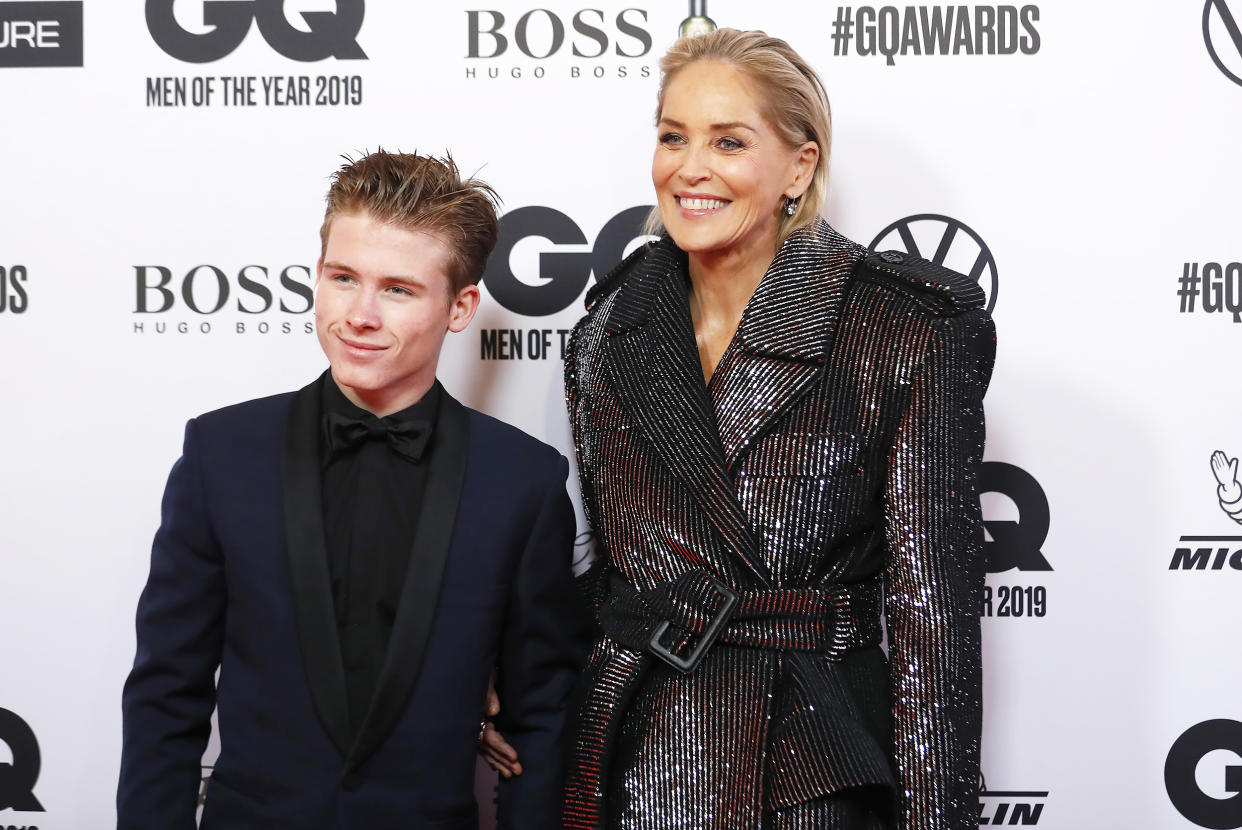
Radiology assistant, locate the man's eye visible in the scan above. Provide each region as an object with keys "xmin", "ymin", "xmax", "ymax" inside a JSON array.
[{"xmin": 388, "ymin": 285, "xmax": 413, "ymax": 296}]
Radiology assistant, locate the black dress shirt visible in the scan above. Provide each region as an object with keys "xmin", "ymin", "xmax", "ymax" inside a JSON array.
[{"xmin": 319, "ymin": 375, "xmax": 441, "ymax": 731}]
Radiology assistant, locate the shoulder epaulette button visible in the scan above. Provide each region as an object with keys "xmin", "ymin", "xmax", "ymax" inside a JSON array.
[{"xmin": 856, "ymin": 250, "xmax": 986, "ymax": 316}]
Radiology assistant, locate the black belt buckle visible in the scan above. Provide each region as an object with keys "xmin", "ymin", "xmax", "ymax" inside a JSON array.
[{"xmin": 647, "ymin": 579, "xmax": 738, "ymax": 674}]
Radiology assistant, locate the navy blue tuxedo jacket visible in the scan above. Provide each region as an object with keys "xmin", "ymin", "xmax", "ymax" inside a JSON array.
[{"xmin": 118, "ymin": 376, "xmax": 587, "ymax": 830}]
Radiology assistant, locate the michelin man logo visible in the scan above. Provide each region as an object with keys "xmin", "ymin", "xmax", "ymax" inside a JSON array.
[
  {"xmin": 1211, "ymin": 450, "xmax": 1242, "ymax": 522},
  {"xmin": 1168, "ymin": 452, "xmax": 1242, "ymax": 571}
]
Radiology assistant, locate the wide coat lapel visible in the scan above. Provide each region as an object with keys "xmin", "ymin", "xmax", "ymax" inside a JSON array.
[
  {"xmin": 282, "ymin": 375, "xmax": 353, "ymax": 757},
  {"xmin": 345, "ymin": 389, "xmax": 469, "ymax": 772},
  {"xmin": 602, "ymin": 240, "xmax": 767, "ymax": 585},
  {"xmin": 711, "ymin": 221, "xmax": 856, "ymax": 470}
]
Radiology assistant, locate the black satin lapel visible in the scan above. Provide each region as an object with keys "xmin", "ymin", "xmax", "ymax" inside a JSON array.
[
  {"xmin": 603, "ymin": 255, "xmax": 766, "ymax": 585},
  {"xmin": 282, "ymin": 375, "xmax": 352, "ymax": 756},
  {"xmin": 345, "ymin": 392, "xmax": 469, "ymax": 771},
  {"xmin": 713, "ymin": 224, "xmax": 857, "ymax": 470}
]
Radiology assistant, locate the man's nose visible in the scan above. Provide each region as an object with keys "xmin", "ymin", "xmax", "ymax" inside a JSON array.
[{"xmin": 346, "ymin": 288, "xmax": 380, "ymax": 329}]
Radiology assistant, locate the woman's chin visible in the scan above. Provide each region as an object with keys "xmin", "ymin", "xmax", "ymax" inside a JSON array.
[{"xmin": 665, "ymin": 227, "xmax": 723, "ymax": 256}]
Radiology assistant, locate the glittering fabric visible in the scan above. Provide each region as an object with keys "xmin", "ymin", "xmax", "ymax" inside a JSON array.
[
  {"xmin": 597, "ymin": 567, "xmax": 882, "ymax": 662},
  {"xmin": 766, "ymin": 790, "xmax": 892, "ymax": 830},
  {"xmin": 563, "ymin": 219, "xmax": 995, "ymax": 830}
]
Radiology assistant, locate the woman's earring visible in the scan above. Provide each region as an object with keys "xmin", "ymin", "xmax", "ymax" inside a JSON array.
[{"xmin": 783, "ymin": 196, "xmax": 799, "ymax": 216}]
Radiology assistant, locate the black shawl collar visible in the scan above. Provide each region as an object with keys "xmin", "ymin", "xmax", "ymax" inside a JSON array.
[{"xmin": 281, "ymin": 373, "xmax": 468, "ymax": 769}]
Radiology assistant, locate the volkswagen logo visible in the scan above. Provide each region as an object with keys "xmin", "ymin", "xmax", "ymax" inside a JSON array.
[
  {"xmin": 869, "ymin": 214, "xmax": 998, "ymax": 313},
  {"xmin": 1204, "ymin": 0, "xmax": 1242, "ymax": 87}
]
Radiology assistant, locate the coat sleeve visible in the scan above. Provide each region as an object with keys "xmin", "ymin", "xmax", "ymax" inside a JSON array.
[
  {"xmin": 495, "ymin": 454, "xmax": 591, "ymax": 830},
  {"xmin": 118, "ymin": 418, "xmax": 225, "ymax": 830},
  {"xmin": 563, "ymin": 314, "xmax": 611, "ymax": 627},
  {"xmin": 883, "ymin": 307, "xmax": 995, "ymax": 830}
]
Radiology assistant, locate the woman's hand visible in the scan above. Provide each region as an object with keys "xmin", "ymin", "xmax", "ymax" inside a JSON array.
[{"xmin": 478, "ymin": 670, "xmax": 523, "ymax": 778}]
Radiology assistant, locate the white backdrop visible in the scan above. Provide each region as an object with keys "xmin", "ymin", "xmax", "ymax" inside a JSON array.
[{"xmin": 2, "ymin": 1, "xmax": 1241, "ymax": 828}]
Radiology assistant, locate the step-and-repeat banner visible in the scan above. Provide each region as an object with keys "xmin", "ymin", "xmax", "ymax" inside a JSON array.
[{"xmin": 2, "ymin": 1, "xmax": 1240, "ymax": 828}]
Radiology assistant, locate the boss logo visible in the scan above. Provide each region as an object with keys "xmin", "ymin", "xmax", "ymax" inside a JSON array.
[
  {"xmin": 465, "ymin": 8, "xmax": 651, "ymax": 59},
  {"xmin": 481, "ymin": 206, "xmax": 652, "ymax": 317},
  {"xmin": 0, "ymin": 266, "xmax": 28, "ymax": 314},
  {"xmin": 133, "ymin": 264, "xmax": 313, "ymax": 314},
  {"xmin": 146, "ymin": 0, "xmax": 366, "ymax": 64}
]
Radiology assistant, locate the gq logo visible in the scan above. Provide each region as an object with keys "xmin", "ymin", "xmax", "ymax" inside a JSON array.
[
  {"xmin": 0, "ymin": 708, "xmax": 43, "ymax": 812},
  {"xmin": 980, "ymin": 462, "xmax": 1052, "ymax": 572},
  {"xmin": 869, "ymin": 214, "xmax": 998, "ymax": 313},
  {"xmin": 1166, "ymin": 720, "xmax": 1242, "ymax": 829},
  {"xmin": 482, "ymin": 206, "xmax": 652, "ymax": 316},
  {"xmin": 146, "ymin": 0, "xmax": 366, "ymax": 63}
]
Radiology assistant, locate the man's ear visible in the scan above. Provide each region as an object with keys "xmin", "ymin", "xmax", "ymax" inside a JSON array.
[{"xmin": 448, "ymin": 284, "xmax": 481, "ymax": 333}]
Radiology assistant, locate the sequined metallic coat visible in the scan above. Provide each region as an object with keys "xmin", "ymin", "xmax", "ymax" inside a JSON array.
[{"xmin": 562, "ymin": 220, "xmax": 995, "ymax": 830}]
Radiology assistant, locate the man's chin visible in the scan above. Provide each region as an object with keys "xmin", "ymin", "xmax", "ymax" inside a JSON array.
[{"xmin": 329, "ymin": 367, "xmax": 380, "ymax": 394}]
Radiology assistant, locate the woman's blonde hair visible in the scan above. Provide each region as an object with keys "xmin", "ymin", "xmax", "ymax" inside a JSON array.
[{"xmin": 645, "ymin": 28, "xmax": 832, "ymax": 244}]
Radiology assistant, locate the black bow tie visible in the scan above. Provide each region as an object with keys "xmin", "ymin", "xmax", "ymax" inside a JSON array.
[{"xmin": 325, "ymin": 411, "xmax": 432, "ymax": 462}]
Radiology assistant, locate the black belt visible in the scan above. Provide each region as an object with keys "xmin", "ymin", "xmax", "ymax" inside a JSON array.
[{"xmin": 598, "ymin": 569, "xmax": 883, "ymax": 674}]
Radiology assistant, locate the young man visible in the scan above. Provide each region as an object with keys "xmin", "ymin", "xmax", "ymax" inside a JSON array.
[{"xmin": 118, "ymin": 152, "xmax": 587, "ymax": 830}]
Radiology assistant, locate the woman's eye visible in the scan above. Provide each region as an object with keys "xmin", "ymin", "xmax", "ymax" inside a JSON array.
[
  {"xmin": 718, "ymin": 136, "xmax": 744, "ymax": 151},
  {"xmin": 658, "ymin": 132, "xmax": 686, "ymax": 146}
]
